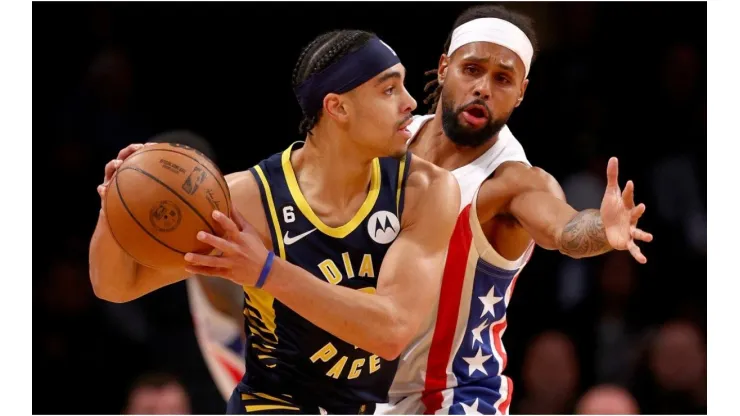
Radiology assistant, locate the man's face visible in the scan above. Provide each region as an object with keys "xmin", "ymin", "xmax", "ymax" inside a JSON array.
[
  {"xmin": 340, "ymin": 63, "xmax": 417, "ymax": 159},
  {"xmin": 437, "ymin": 42, "xmax": 528, "ymax": 147}
]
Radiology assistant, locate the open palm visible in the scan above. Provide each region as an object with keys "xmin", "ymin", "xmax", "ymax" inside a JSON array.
[{"xmin": 600, "ymin": 157, "xmax": 654, "ymax": 263}]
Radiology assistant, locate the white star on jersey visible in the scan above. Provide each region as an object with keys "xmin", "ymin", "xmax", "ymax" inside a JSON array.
[
  {"xmin": 462, "ymin": 347, "xmax": 492, "ymax": 376},
  {"xmin": 461, "ymin": 398, "xmax": 482, "ymax": 415},
  {"xmin": 471, "ymin": 319, "xmax": 489, "ymax": 347},
  {"xmin": 479, "ymin": 286, "xmax": 503, "ymax": 318}
]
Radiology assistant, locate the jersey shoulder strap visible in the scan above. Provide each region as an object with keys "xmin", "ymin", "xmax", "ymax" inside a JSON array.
[
  {"xmin": 248, "ymin": 149, "xmax": 287, "ymax": 259},
  {"xmin": 377, "ymin": 151, "xmax": 412, "ymax": 222}
]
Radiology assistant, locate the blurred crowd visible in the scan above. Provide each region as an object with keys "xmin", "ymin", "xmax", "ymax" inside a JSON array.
[{"xmin": 33, "ymin": 2, "xmax": 706, "ymax": 414}]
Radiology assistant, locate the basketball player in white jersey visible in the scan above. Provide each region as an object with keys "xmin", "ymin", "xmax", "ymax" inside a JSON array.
[{"xmin": 375, "ymin": 4, "xmax": 653, "ymax": 415}]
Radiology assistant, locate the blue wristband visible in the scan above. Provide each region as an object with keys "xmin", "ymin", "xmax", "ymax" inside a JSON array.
[{"xmin": 255, "ymin": 251, "xmax": 275, "ymax": 289}]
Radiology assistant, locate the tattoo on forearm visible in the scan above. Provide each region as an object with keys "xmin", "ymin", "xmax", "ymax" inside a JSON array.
[{"xmin": 559, "ymin": 209, "xmax": 611, "ymax": 258}]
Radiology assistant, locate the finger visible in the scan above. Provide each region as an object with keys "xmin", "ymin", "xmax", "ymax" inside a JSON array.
[
  {"xmin": 97, "ymin": 185, "xmax": 106, "ymax": 198},
  {"xmin": 628, "ymin": 242, "xmax": 647, "ymax": 264},
  {"xmin": 630, "ymin": 203, "xmax": 646, "ymax": 222},
  {"xmin": 185, "ymin": 252, "xmax": 233, "ymax": 268},
  {"xmin": 145, "ymin": 142, "xmax": 158, "ymax": 147},
  {"xmin": 212, "ymin": 210, "xmax": 240, "ymax": 235},
  {"xmin": 622, "ymin": 180, "xmax": 635, "ymax": 209},
  {"xmin": 197, "ymin": 231, "xmax": 240, "ymax": 254},
  {"xmin": 632, "ymin": 228, "xmax": 654, "ymax": 243},
  {"xmin": 117, "ymin": 143, "xmax": 144, "ymax": 160},
  {"xmin": 606, "ymin": 157, "xmax": 619, "ymax": 192},
  {"xmin": 185, "ymin": 265, "xmax": 232, "ymax": 279},
  {"xmin": 104, "ymin": 159, "xmax": 123, "ymax": 183}
]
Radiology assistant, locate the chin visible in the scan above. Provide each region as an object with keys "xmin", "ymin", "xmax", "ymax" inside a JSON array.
[{"xmin": 390, "ymin": 142, "xmax": 409, "ymax": 159}]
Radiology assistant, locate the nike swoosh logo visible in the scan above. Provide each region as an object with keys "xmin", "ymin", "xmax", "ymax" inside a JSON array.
[{"xmin": 283, "ymin": 228, "xmax": 317, "ymax": 245}]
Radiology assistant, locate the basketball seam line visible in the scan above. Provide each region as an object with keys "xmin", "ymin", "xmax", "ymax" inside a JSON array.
[
  {"xmin": 128, "ymin": 148, "xmax": 231, "ymax": 213},
  {"xmin": 124, "ymin": 166, "xmax": 218, "ymax": 236},
  {"xmin": 114, "ymin": 169, "xmax": 188, "ymax": 256}
]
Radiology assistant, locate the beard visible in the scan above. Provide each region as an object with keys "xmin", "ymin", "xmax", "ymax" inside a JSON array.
[{"xmin": 440, "ymin": 91, "xmax": 512, "ymax": 148}]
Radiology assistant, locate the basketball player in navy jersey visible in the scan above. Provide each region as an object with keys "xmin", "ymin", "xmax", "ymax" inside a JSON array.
[{"xmin": 89, "ymin": 30, "xmax": 460, "ymax": 414}]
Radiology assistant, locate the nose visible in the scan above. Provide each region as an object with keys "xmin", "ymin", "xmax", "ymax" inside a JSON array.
[
  {"xmin": 402, "ymin": 87, "xmax": 417, "ymax": 114},
  {"xmin": 473, "ymin": 78, "xmax": 491, "ymax": 101}
]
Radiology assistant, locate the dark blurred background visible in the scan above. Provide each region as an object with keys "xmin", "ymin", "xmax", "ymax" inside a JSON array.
[{"xmin": 33, "ymin": 2, "xmax": 706, "ymax": 414}]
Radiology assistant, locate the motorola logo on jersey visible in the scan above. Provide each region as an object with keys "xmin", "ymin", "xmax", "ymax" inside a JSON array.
[{"xmin": 367, "ymin": 210, "xmax": 400, "ymax": 244}]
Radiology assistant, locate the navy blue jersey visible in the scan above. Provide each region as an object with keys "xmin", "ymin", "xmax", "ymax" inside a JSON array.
[{"xmin": 241, "ymin": 142, "xmax": 412, "ymax": 411}]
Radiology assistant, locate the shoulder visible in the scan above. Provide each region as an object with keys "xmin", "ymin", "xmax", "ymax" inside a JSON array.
[
  {"xmin": 225, "ymin": 170, "xmax": 261, "ymax": 203},
  {"xmin": 402, "ymin": 155, "xmax": 460, "ymax": 226},
  {"xmin": 406, "ymin": 154, "xmax": 459, "ymax": 196}
]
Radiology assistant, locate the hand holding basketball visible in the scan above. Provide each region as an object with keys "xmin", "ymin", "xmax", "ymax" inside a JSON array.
[
  {"xmin": 102, "ymin": 142, "xmax": 232, "ymax": 270},
  {"xmin": 97, "ymin": 143, "xmax": 146, "ymax": 204},
  {"xmin": 184, "ymin": 207, "xmax": 270, "ymax": 286},
  {"xmin": 600, "ymin": 157, "xmax": 654, "ymax": 263}
]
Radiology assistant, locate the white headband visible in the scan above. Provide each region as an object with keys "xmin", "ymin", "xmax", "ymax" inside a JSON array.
[{"xmin": 447, "ymin": 18, "xmax": 534, "ymax": 77}]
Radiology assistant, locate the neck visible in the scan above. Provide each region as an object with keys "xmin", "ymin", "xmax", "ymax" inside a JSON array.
[
  {"xmin": 291, "ymin": 124, "xmax": 375, "ymax": 208},
  {"xmin": 409, "ymin": 106, "xmax": 499, "ymax": 171}
]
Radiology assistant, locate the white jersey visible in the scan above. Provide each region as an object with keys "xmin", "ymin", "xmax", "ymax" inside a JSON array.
[{"xmin": 377, "ymin": 115, "xmax": 533, "ymax": 415}]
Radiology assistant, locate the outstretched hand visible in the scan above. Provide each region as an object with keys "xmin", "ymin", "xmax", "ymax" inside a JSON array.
[
  {"xmin": 184, "ymin": 206, "xmax": 270, "ymax": 286},
  {"xmin": 600, "ymin": 157, "xmax": 654, "ymax": 263}
]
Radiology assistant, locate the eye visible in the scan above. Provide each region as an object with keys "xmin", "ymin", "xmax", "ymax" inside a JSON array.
[
  {"xmin": 495, "ymin": 74, "xmax": 512, "ymax": 85},
  {"xmin": 463, "ymin": 65, "xmax": 480, "ymax": 76},
  {"xmin": 384, "ymin": 86, "xmax": 395, "ymax": 95}
]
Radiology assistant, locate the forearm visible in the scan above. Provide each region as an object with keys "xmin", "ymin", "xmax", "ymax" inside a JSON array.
[
  {"xmin": 511, "ymin": 191, "xmax": 612, "ymax": 258},
  {"xmin": 89, "ymin": 210, "xmax": 141, "ymax": 302},
  {"xmin": 89, "ymin": 210, "xmax": 187, "ymax": 302},
  {"xmin": 264, "ymin": 258, "xmax": 407, "ymax": 360},
  {"xmin": 558, "ymin": 208, "xmax": 612, "ymax": 258}
]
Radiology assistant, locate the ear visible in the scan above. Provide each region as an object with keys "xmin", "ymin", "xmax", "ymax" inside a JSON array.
[
  {"xmin": 437, "ymin": 54, "xmax": 450, "ymax": 86},
  {"xmin": 323, "ymin": 93, "xmax": 348, "ymax": 122},
  {"xmin": 515, "ymin": 78, "xmax": 529, "ymax": 108}
]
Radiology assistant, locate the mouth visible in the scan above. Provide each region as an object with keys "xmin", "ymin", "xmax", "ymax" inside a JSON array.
[
  {"xmin": 398, "ymin": 116, "xmax": 414, "ymax": 131},
  {"xmin": 397, "ymin": 116, "xmax": 414, "ymax": 140},
  {"xmin": 460, "ymin": 103, "xmax": 490, "ymax": 128},
  {"xmin": 463, "ymin": 104, "xmax": 489, "ymax": 119}
]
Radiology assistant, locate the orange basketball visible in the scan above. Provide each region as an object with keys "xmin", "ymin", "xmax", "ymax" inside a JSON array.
[{"xmin": 104, "ymin": 142, "xmax": 232, "ymax": 270}]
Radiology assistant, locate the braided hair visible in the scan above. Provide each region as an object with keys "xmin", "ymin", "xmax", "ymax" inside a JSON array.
[
  {"xmin": 423, "ymin": 5, "xmax": 540, "ymax": 114},
  {"xmin": 292, "ymin": 30, "xmax": 376, "ymax": 136}
]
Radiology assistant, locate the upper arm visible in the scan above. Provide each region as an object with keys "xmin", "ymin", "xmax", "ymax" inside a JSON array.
[
  {"xmin": 505, "ymin": 167, "xmax": 576, "ymax": 250},
  {"xmin": 375, "ymin": 162, "xmax": 460, "ymax": 335},
  {"xmin": 476, "ymin": 163, "xmax": 566, "ymax": 223}
]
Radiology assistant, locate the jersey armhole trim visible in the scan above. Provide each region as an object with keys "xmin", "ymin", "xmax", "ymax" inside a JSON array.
[
  {"xmin": 469, "ymin": 186, "xmax": 533, "ymax": 271},
  {"xmin": 250, "ymin": 165, "xmax": 286, "ymax": 260},
  {"xmin": 396, "ymin": 152, "xmax": 412, "ymax": 222}
]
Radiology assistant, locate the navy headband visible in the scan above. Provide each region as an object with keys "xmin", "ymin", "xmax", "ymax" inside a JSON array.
[{"xmin": 294, "ymin": 36, "xmax": 401, "ymax": 116}]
